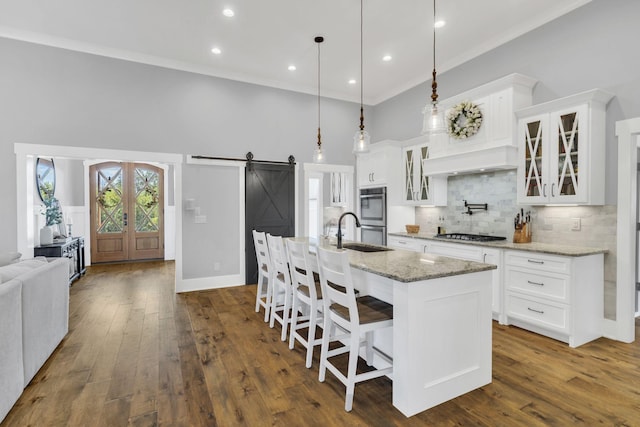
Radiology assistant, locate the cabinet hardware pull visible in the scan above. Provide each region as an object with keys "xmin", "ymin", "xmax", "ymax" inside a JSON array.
[
  {"xmin": 551, "ymin": 183, "xmax": 556, "ymax": 197},
  {"xmin": 543, "ymin": 184, "xmax": 547, "ymax": 197},
  {"xmin": 527, "ymin": 307, "xmax": 545, "ymax": 314},
  {"xmin": 483, "ymin": 254, "xmax": 487, "ymax": 263},
  {"xmin": 527, "ymin": 280, "xmax": 544, "ymax": 286},
  {"xmin": 398, "ymin": 241, "xmax": 406, "ymax": 244},
  {"xmin": 527, "ymin": 259, "xmax": 544, "ymax": 264}
]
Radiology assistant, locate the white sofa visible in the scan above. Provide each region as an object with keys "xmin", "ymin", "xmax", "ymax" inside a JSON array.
[{"xmin": 0, "ymin": 256, "xmax": 69, "ymax": 423}]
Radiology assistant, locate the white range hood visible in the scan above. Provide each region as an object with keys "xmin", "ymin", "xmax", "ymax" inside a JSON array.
[
  {"xmin": 423, "ymin": 145, "xmax": 518, "ymax": 176},
  {"xmin": 423, "ymin": 73, "xmax": 537, "ymax": 176}
]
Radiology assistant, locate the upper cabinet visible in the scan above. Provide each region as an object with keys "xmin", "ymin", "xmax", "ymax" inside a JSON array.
[
  {"xmin": 330, "ymin": 172, "xmax": 348, "ymax": 207},
  {"xmin": 401, "ymin": 139, "xmax": 446, "ymax": 206},
  {"xmin": 357, "ymin": 150, "xmax": 387, "ymax": 187},
  {"xmin": 516, "ymin": 89, "xmax": 613, "ymax": 205},
  {"xmin": 356, "ymin": 141, "xmax": 401, "ymax": 189}
]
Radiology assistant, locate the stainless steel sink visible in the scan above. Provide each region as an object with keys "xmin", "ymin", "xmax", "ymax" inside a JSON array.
[{"xmin": 341, "ymin": 243, "xmax": 393, "ymax": 253}]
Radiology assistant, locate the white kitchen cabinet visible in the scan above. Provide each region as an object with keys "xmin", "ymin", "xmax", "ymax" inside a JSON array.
[
  {"xmin": 402, "ymin": 144, "xmax": 446, "ymax": 206},
  {"xmin": 503, "ymin": 250, "xmax": 603, "ymax": 347},
  {"xmin": 516, "ymin": 89, "xmax": 613, "ymax": 205},
  {"xmin": 357, "ymin": 142, "xmax": 402, "ymax": 188},
  {"xmin": 330, "ymin": 172, "xmax": 347, "ymax": 207},
  {"xmin": 357, "ymin": 150, "xmax": 387, "ymax": 187},
  {"xmin": 387, "ymin": 235, "xmax": 426, "ymax": 252}
]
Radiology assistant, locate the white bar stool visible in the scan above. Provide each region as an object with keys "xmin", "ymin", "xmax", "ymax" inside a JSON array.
[
  {"xmin": 316, "ymin": 246, "xmax": 393, "ymax": 412},
  {"xmin": 267, "ymin": 234, "xmax": 293, "ymax": 341},
  {"xmin": 252, "ymin": 230, "xmax": 273, "ymax": 322},
  {"xmin": 286, "ymin": 239, "xmax": 324, "ymax": 368}
]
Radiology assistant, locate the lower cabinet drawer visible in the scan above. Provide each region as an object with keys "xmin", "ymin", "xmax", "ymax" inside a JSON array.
[
  {"xmin": 506, "ymin": 293, "xmax": 569, "ymax": 333},
  {"xmin": 505, "ymin": 269, "xmax": 569, "ymax": 302}
]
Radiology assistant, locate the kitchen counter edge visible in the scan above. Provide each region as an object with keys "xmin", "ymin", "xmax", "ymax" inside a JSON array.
[{"xmin": 389, "ymin": 232, "xmax": 608, "ymax": 257}]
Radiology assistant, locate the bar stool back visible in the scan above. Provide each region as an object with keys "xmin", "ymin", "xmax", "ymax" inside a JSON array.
[
  {"xmin": 267, "ymin": 234, "xmax": 293, "ymax": 341},
  {"xmin": 286, "ymin": 239, "xmax": 323, "ymax": 368},
  {"xmin": 316, "ymin": 246, "xmax": 393, "ymax": 412},
  {"xmin": 252, "ymin": 230, "xmax": 272, "ymax": 322}
]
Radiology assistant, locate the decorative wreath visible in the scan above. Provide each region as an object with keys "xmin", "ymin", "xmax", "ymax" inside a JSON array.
[{"xmin": 447, "ymin": 100, "xmax": 483, "ymax": 139}]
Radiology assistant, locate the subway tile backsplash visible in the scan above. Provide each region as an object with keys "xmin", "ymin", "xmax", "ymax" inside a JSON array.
[
  {"xmin": 414, "ymin": 170, "xmax": 617, "ymax": 320},
  {"xmin": 416, "ymin": 170, "xmax": 519, "ymax": 238}
]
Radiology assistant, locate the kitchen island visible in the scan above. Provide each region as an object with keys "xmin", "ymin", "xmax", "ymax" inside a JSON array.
[{"xmin": 293, "ymin": 238, "xmax": 497, "ymax": 417}]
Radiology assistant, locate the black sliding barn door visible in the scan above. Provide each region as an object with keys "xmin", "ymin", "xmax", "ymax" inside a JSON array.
[{"xmin": 245, "ymin": 162, "xmax": 295, "ymax": 284}]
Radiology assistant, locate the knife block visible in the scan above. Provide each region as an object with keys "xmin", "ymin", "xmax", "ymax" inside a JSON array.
[{"xmin": 513, "ymin": 224, "xmax": 532, "ymax": 243}]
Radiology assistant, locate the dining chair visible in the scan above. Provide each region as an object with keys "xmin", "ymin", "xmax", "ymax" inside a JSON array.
[
  {"xmin": 286, "ymin": 238, "xmax": 324, "ymax": 368},
  {"xmin": 316, "ymin": 246, "xmax": 393, "ymax": 412},
  {"xmin": 252, "ymin": 230, "xmax": 273, "ymax": 322},
  {"xmin": 267, "ymin": 234, "xmax": 293, "ymax": 341}
]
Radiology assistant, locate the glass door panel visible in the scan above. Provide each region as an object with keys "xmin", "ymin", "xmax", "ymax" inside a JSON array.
[
  {"xmin": 556, "ymin": 112, "xmax": 579, "ymax": 197},
  {"xmin": 404, "ymin": 149, "xmax": 415, "ymax": 201},
  {"xmin": 524, "ymin": 120, "xmax": 544, "ymax": 198},
  {"xmin": 419, "ymin": 145, "xmax": 430, "ymax": 201}
]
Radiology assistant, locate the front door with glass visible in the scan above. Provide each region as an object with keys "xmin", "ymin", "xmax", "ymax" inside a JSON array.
[{"xmin": 90, "ymin": 162, "xmax": 164, "ymax": 263}]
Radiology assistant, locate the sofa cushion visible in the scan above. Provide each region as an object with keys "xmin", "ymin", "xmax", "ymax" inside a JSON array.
[
  {"xmin": 0, "ymin": 252, "xmax": 21, "ymax": 267},
  {"xmin": 0, "ymin": 279, "xmax": 24, "ymax": 423},
  {"xmin": 0, "ymin": 258, "xmax": 47, "ymax": 283}
]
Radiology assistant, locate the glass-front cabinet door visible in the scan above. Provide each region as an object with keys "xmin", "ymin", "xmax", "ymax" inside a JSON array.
[
  {"xmin": 403, "ymin": 145, "xmax": 430, "ymax": 205},
  {"xmin": 550, "ymin": 105, "xmax": 587, "ymax": 203},
  {"xmin": 519, "ymin": 114, "xmax": 549, "ymax": 204}
]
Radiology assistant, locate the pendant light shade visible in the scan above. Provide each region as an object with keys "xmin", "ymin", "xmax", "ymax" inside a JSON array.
[
  {"xmin": 353, "ymin": 0, "xmax": 370, "ymax": 154},
  {"xmin": 313, "ymin": 36, "xmax": 326, "ymax": 163},
  {"xmin": 422, "ymin": 0, "xmax": 446, "ymax": 135}
]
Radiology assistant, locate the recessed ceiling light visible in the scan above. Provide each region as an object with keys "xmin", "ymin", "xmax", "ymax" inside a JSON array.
[
  {"xmin": 222, "ymin": 8, "xmax": 234, "ymax": 17},
  {"xmin": 288, "ymin": 65, "xmax": 296, "ymax": 71},
  {"xmin": 211, "ymin": 47, "xmax": 222, "ymax": 55},
  {"xmin": 434, "ymin": 20, "xmax": 446, "ymax": 28},
  {"xmin": 382, "ymin": 55, "xmax": 392, "ymax": 62},
  {"xmin": 348, "ymin": 79, "xmax": 357, "ymax": 85}
]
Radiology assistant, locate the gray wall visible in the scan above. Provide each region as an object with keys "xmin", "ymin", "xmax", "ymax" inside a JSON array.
[
  {"xmin": 182, "ymin": 164, "xmax": 240, "ymax": 279},
  {"xmin": 372, "ymin": 0, "xmax": 640, "ymax": 205},
  {"xmin": 0, "ymin": 37, "xmax": 364, "ymax": 252}
]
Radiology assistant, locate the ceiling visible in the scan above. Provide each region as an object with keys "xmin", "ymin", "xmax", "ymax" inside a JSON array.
[{"xmin": 0, "ymin": 0, "xmax": 591, "ymax": 105}]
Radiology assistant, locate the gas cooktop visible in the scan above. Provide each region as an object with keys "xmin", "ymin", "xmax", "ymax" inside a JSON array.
[{"xmin": 435, "ymin": 233, "xmax": 506, "ymax": 242}]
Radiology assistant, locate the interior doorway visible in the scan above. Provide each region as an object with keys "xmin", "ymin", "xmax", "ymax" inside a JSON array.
[
  {"xmin": 90, "ymin": 161, "xmax": 164, "ymax": 263},
  {"xmin": 245, "ymin": 162, "xmax": 295, "ymax": 285}
]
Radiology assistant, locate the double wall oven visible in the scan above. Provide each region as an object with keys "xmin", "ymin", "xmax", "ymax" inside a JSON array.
[{"xmin": 359, "ymin": 187, "xmax": 387, "ymax": 245}]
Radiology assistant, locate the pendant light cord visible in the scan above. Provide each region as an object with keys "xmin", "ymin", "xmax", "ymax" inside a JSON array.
[
  {"xmin": 359, "ymin": 0, "xmax": 365, "ymax": 131},
  {"xmin": 431, "ymin": 0, "xmax": 438, "ymax": 105},
  {"xmin": 316, "ymin": 36, "xmax": 323, "ymax": 148}
]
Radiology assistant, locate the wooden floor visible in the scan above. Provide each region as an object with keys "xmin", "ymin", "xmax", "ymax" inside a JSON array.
[{"xmin": 3, "ymin": 261, "xmax": 640, "ymax": 426}]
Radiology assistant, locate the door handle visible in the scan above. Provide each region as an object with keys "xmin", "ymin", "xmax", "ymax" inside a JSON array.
[
  {"xmin": 542, "ymin": 184, "xmax": 547, "ymax": 197},
  {"xmin": 551, "ymin": 183, "xmax": 556, "ymax": 197},
  {"xmin": 123, "ymin": 212, "xmax": 128, "ymax": 227}
]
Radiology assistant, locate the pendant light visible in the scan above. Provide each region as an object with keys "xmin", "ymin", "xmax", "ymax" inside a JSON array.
[
  {"xmin": 313, "ymin": 36, "xmax": 326, "ymax": 163},
  {"xmin": 422, "ymin": 0, "xmax": 446, "ymax": 135},
  {"xmin": 353, "ymin": 0, "xmax": 370, "ymax": 153}
]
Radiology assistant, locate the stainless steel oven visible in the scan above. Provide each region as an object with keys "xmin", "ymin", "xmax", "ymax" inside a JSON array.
[
  {"xmin": 359, "ymin": 187, "xmax": 387, "ymax": 245},
  {"xmin": 360, "ymin": 224, "xmax": 387, "ymax": 246}
]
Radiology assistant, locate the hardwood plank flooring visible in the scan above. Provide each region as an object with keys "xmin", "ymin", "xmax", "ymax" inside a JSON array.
[{"xmin": 2, "ymin": 261, "xmax": 639, "ymax": 426}]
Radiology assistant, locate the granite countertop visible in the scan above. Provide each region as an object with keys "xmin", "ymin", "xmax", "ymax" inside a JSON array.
[
  {"xmin": 388, "ymin": 232, "xmax": 608, "ymax": 257},
  {"xmin": 288, "ymin": 237, "xmax": 496, "ymax": 283}
]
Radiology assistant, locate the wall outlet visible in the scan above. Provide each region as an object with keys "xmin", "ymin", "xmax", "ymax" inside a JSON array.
[
  {"xmin": 571, "ymin": 217, "xmax": 581, "ymax": 231},
  {"xmin": 213, "ymin": 262, "xmax": 221, "ymax": 271}
]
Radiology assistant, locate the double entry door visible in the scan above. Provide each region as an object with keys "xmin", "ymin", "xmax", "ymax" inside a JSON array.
[{"xmin": 90, "ymin": 162, "xmax": 164, "ymax": 263}]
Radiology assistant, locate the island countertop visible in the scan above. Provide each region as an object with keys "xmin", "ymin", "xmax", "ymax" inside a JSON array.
[
  {"xmin": 287, "ymin": 237, "xmax": 496, "ymax": 283},
  {"xmin": 389, "ymin": 232, "xmax": 608, "ymax": 257}
]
